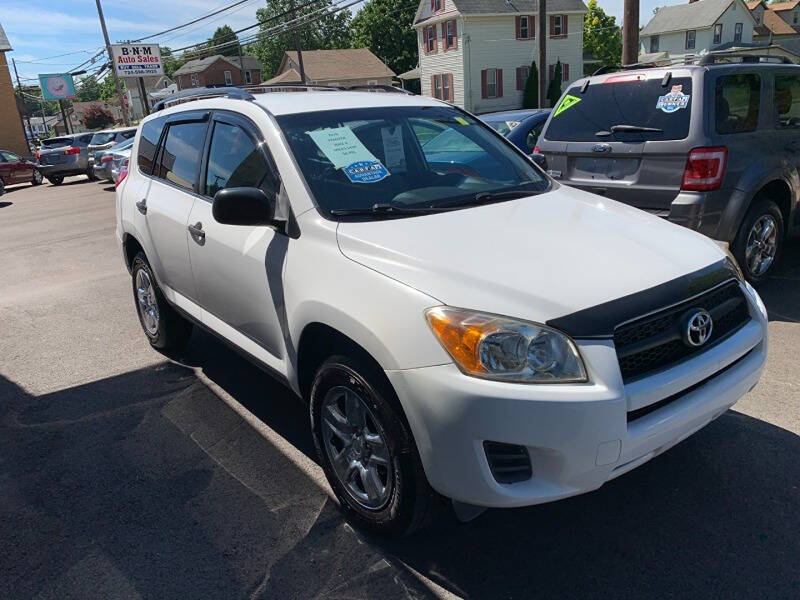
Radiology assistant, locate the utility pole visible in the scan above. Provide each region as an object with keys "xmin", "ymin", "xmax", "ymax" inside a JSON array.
[
  {"xmin": 289, "ymin": 0, "xmax": 307, "ymax": 83},
  {"xmin": 237, "ymin": 40, "xmax": 246, "ymax": 85},
  {"xmin": 11, "ymin": 58, "xmax": 33, "ymax": 143},
  {"xmin": 94, "ymin": 0, "xmax": 131, "ymax": 125},
  {"xmin": 622, "ymin": 0, "xmax": 640, "ymax": 65},
  {"xmin": 538, "ymin": 0, "xmax": 546, "ymax": 107}
]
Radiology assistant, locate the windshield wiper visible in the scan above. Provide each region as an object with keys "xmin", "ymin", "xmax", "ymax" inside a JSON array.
[
  {"xmin": 330, "ymin": 203, "xmax": 446, "ymax": 217},
  {"xmin": 609, "ymin": 124, "xmax": 663, "ymax": 133},
  {"xmin": 437, "ymin": 189, "xmax": 538, "ymax": 210}
]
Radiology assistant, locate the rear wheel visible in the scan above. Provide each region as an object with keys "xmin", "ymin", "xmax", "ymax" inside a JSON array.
[
  {"xmin": 131, "ymin": 252, "xmax": 193, "ymax": 351},
  {"xmin": 310, "ymin": 355, "xmax": 442, "ymax": 536},
  {"xmin": 0, "ymin": 177, "xmax": 5, "ymax": 196},
  {"xmin": 86, "ymin": 169, "xmax": 98, "ymax": 181},
  {"xmin": 31, "ymin": 170, "xmax": 43, "ymax": 186},
  {"xmin": 48, "ymin": 175, "xmax": 64, "ymax": 186},
  {"xmin": 732, "ymin": 199, "xmax": 784, "ymax": 285}
]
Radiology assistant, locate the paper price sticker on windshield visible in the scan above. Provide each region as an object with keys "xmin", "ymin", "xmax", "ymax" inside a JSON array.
[
  {"xmin": 554, "ymin": 94, "xmax": 581, "ymax": 117},
  {"xmin": 656, "ymin": 86, "xmax": 690, "ymax": 113},
  {"xmin": 343, "ymin": 161, "xmax": 389, "ymax": 184},
  {"xmin": 307, "ymin": 127, "xmax": 379, "ymax": 169}
]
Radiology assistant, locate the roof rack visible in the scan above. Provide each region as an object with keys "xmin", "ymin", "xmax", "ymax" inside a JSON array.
[
  {"xmin": 242, "ymin": 83, "xmax": 342, "ymax": 93},
  {"xmin": 697, "ymin": 52, "xmax": 795, "ymax": 65},
  {"xmin": 344, "ymin": 84, "xmax": 414, "ymax": 95},
  {"xmin": 153, "ymin": 87, "xmax": 254, "ymax": 111}
]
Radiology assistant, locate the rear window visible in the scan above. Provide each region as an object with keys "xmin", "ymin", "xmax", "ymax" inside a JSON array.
[
  {"xmin": 775, "ymin": 73, "xmax": 800, "ymax": 129},
  {"xmin": 544, "ymin": 76, "xmax": 693, "ymax": 142},
  {"xmin": 41, "ymin": 137, "xmax": 72, "ymax": 148},
  {"xmin": 715, "ymin": 74, "xmax": 760, "ymax": 134},
  {"xmin": 90, "ymin": 132, "xmax": 116, "ymax": 145}
]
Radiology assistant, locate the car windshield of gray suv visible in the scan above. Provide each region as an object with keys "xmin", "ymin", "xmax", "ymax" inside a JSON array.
[
  {"xmin": 545, "ymin": 76, "xmax": 693, "ymax": 142},
  {"xmin": 276, "ymin": 105, "xmax": 548, "ymax": 218}
]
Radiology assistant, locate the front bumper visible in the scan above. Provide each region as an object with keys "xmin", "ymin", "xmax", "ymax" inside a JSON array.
[
  {"xmin": 93, "ymin": 162, "xmax": 113, "ymax": 182},
  {"xmin": 386, "ymin": 289, "xmax": 767, "ymax": 508}
]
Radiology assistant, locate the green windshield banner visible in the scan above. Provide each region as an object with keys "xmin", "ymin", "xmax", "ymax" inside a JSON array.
[{"xmin": 554, "ymin": 94, "xmax": 581, "ymax": 117}]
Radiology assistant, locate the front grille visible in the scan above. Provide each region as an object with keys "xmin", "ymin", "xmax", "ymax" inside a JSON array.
[
  {"xmin": 614, "ymin": 280, "xmax": 749, "ymax": 382},
  {"xmin": 483, "ymin": 441, "xmax": 532, "ymax": 484}
]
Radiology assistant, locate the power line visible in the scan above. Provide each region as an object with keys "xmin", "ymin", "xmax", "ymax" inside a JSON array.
[{"xmin": 134, "ymin": 0, "xmax": 260, "ymax": 42}]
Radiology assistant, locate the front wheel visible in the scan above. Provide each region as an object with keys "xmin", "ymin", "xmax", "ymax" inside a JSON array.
[
  {"xmin": 0, "ymin": 177, "xmax": 5, "ymax": 196},
  {"xmin": 130, "ymin": 252, "xmax": 193, "ymax": 351},
  {"xmin": 310, "ymin": 355, "xmax": 441, "ymax": 536},
  {"xmin": 86, "ymin": 168, "xmax": 98, "ymax": 181},
  {"xmin": 31, "ymin": 170, "xmax": 43, "ymax": 186},
  {"xmin": 732, "ymin": 199, "xmax": 784, "ymax": 285}
]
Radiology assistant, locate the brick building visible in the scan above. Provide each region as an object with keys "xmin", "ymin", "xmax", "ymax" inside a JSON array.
[
  {"xmin": 173, "ymin": 55, "xmax": 264, "ymax": 90},
  {"xmin": 0, "ymin": 23, "xmax": 30, "ymax": 155}
]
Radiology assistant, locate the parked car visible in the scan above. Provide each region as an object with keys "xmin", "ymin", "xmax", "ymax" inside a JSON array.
[
  {"xmin": 117, "ymin": 87, "xmax": 767, "ymax": 536},
  {"xmin": 535, "ymin": 54, "xmax": 800, "ymax": 283},
  {"xmin": 0, "ymin": 149, "xmax": 43, "ymax": 195},
  {"xmin": 88, "ymin": 127, "xmax": 138, "ymax": 179},
  {"xmin": 481, "ymin": 109, "xmax": 550, "ymax": 154},
  {"xmin": 36, "ymin": 133, "xmax": 95, "ymax": 185},
  {"xmin": 93, "ymin": 138, "xmax": 134, "ymax": 183},
  {"xmin": 111, "ymin": 152, "xmax": 131, "ymax": 186}
]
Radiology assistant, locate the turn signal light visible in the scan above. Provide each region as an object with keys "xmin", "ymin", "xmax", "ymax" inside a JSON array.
[
  {"xmin": 64, "ymin": 146, "xmax": 81, "ymax": 155},
  {"xmin": 681, "ymin": 146, "xmax": 727, "ymax": 191}
]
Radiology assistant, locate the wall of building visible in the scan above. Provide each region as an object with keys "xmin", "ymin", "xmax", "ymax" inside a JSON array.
[
  {"xmin": 0, "ymin": 52, "xmax": 31, "ymax": 155},
  {"xmin": 418, "ymin": 16, "xmax": 466, "ymax": 108}
]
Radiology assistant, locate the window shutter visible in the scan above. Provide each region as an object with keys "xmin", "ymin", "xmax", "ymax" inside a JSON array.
[
  {"xmin": 449, "ymin": 73, "xmax": 454, "ymax": 101},
  {"xmin": 516, "ymin": 67, "xmax": 522, "ymax": 90},
  {"xmin": 549, "ymin": 64, "xmax": 554, "ymax": 83},
  {"xmin": 496, "ymin": 68, "xmax": 503, "ymax": 98},
  {"xmin": 431, "ymin": 75, "xmax": 436, "ymax": 98},
  {"xmin": 515, "ymin": 16, "xmax": 521, "ymax": 40},
  {"xmin": 563, "ymin": 63, "xmax": 569, "ymax": 81},
  {"xmin": 562, "ymin": 15, "xmax": 568, "ymax": 37},
  {"xmin": 481, "ymin": 69, "xmax": 488, "ymax": 99},
  {"xmin": 549, "ymin": 15, "xmax": 555, "ymax": 37},
  {"xmin": 530, "ymin": 16, "xmax": 535, "ymax": 38}
]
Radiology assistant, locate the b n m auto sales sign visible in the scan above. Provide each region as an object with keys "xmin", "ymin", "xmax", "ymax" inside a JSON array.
[{"xmin": 111, "ymin": 44, "xmax": 164, "ymax": 77}]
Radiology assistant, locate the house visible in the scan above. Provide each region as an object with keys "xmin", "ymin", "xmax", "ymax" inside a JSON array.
[
  {"xmin": 0, "ymin": 23, "xmax": 30, "ymax": 156},
  {"xmin": 768, "ymin": 0, "xmax": 800, "ymax": 30},
  {"xmin": 412, "ymin": 0, "xmax": 587, "ymax": 114},
  {"xmin": 173, "ymin": 55, "xmax": 264, "ymax": 90},
  {"xmin": 24, "ymin": 115, "xmax": 59, "ymax": 140},
  {"xmin": 265, "ymin": 49, "xmax": 396, "ymax": 87},
  {"xmin": 640, "ymin": 0, "xmax": 756, "ymax": 60},
  {"xmin": 122, "ymin": 74, "xmax": 173, "ymax": 119},
  {"xmin": 750, "ymin": 0, "xmax": 800, "ymax": 54}
]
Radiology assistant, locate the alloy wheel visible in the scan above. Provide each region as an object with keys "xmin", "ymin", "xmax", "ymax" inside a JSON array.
[
  {"xmin": 33, "ymin": 170, "xmax": 43, "ymax": 184},
  {"xmin": 135, "ymin": 269, "xmax": 159, "ymax": 335},
  {"xmin": 745, "ymin": 214, "xmax": 778, "ymax": 277},
  {"xmin": 321, "ymin": 386, "xmax": 393, "ymax": 510}
]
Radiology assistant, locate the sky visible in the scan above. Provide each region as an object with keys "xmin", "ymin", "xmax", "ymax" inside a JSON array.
[{"xmin": 2, "ymin": 0, "xmax": 688, "ymax": 85}]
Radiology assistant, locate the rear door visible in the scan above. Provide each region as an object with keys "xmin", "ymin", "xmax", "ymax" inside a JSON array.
[{"xmin": 540, "ymin": 72, "xmax": 696, "ymax": 210}]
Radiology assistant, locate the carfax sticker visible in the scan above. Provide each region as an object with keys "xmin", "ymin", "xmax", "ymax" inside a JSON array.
[
  {"xmin": 343, "ymin": 160, "xmax": 390, "ymax": 184},
  {"xmin": 656, "ymin": 85, "xmax": 690, "ymax": 113}
]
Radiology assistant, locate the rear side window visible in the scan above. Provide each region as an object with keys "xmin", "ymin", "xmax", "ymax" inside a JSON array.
[
  {"xmin": 78, "ymin": 134, "xmax": 94, "ymax": 145},
  {"xmin": 138, "ymin": 118, "xmax": 166, "ymax": 174},
  {"xmin": 543, "ymin": 77, "xmax": 693, "ymax": 142},
  {"xmin": 715, "ymin": 74, "xmax": 760, "ymax": 134},
  {"xmin": 205, "ymin": 122, "xmax": 278, "ymax": 198},
  {"xmin": 774, "ymin": 73, "xmax": 800, "ymax": 129},
  {"xmin": 156, "ymin": 121, "xmax": 207, "ymax": 192}
]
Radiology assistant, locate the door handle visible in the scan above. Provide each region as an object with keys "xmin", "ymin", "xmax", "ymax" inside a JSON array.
[
  {"xmin": 136, "ymin": 199, "xmax": 147, "ymax": 215},
  {"xmin": 188, "ymin": 222, "xmax": 205, "ymax": 244}
]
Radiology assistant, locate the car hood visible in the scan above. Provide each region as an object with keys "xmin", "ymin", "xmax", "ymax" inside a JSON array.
[{"xmin": 336, "ymin": 184, "xmax": 725, "ymax": 325}]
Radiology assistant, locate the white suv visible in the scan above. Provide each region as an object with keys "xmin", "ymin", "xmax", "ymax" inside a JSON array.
[{"xmin": 116, "ymin": 87, "xmax": 768, "ymax": 536}]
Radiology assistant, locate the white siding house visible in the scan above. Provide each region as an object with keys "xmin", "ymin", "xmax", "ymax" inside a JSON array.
[
  {"xmin": 640, "ymin": 0, "xmax": 756, "ymax": 60},
  {"xmin": 413, "ymin": 0, "xmax": 587, "ymax": 113}
]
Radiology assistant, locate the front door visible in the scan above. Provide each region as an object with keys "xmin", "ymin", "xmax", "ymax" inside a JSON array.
[
  {"xmin": 186, "ymin": 114, "xmax": 287, "ymax": 361},
  {"xmin": 2, "ymin": 152, "xmax": 32, "ymax": 184}
]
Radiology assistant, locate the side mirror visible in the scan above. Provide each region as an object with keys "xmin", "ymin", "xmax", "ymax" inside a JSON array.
[
  {"xmin": 212, "ymin": 187, "xmax": 278, "ymax": 226},
  {"xmin": 529, "ymin": 152, "xmax": 548, "ymax": 171}
]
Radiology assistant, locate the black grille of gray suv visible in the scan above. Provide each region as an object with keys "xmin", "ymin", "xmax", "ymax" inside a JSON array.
[{"xmin": 614, "ymin": 280, "xmax": 749, "ymax": 382}]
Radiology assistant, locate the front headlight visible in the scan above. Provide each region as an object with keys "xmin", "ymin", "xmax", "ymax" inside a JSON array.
[{"xmin": 425, "ymin": 306, "xmax": 587, "ymax": 383}]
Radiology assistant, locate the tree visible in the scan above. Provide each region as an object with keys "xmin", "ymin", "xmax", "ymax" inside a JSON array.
[
  {"xmin": 75, "ymin": 76, "xmax": 102, "ymax": 102},
  {"xmin": 522, "ymin": 61, "xmax": 539, "ymax": 108},
  {"xmin": 207, "ymin": 25, "xmax": 240, "ymax": 57},
  {"xmin": 160, "ymin": 46, "xmax": 187, "ymax": 79},
  {"xmin": 350, "ymin": 0, "xmax": 417, "ymax": 76},
  {"xmin": 546, "ymin": 60, "xmax": 562, "ymax": 108},
  {"xmin": 98, "ymin": 75, "xmax": 118, "ymax": 102},
  {"xmin": 253, "ymin": 0, "xmax": 351, "ymax": 78},
  {"xmin": 583, "ymin": 0, "xmax": 622, "ymax": 73},
  {"xmin": 81, "ymin": 104, "xmax": 115, "ymax": 130}
]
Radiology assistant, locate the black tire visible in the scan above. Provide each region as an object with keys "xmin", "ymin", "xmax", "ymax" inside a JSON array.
[
  {"xmin": 31, "ymin": 169, "xmax": 43, "ymax": 186},
  {"xmin": 0, "ymin": 177, "xmax": 5, "ymax": 196},
  {"xmin": 87, "ymin": 169, "xmax": 98, "ymax": 181},
  {"xmin": 310, "ymin": 354, "xmax": 442, "ymax": 536},
  {"xmin": 130, "ymin": 251, "xmax": 193, "ymax": 351},
  {"xmin": 732, "ymin": 198, "xmax": 784, "ymax": 285},
  {"xmin": 48, "ymin": 175, "xmax": 64, "ymax": 186}
]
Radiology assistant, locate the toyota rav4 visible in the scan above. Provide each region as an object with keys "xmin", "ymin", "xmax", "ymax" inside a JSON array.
[{"xmin": 116, "ymin": 86, "xmax": 767, "ymax": 536}]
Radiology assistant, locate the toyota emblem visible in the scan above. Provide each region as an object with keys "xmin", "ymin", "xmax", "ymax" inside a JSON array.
[{"xmin": 684, "ymin": 309, "xmax": 713, "ymax": 347}]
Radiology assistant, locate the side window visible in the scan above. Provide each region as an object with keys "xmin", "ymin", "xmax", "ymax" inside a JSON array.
[
  {"xmin": 204, "ymin": 122, "xmax": 278, "ymax": 198},
  {"xmin": 79, "ymin": 134, "xmax": 94, "ymax": 145},
  {"xmin": 138, "ymin": 118, "xmax": 166, "ymax": 174},
  {"xmin": 526, "ymin": 122, "xmax": 545, "ymax": 153},
  {"xmin": 715, "ymin": 74, "xmax": 760, "ymax": 134},
  {"xmin": 4, "ymin": 152, "xmax": 21, "ymax": 161},
  {"xmin": 121, "ymin": 130, "xmax": 136, "ymax": 140},
  {"xmin": 775, "ymin": 73, "xmax": 800, "ymax": 129},
  {"xmin": 156, "ymin": 121, "xmax": 207, "ymax": 192}
]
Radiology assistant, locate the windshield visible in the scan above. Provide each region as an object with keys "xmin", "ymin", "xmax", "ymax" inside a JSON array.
[
  {"xmin": 544, "ymin": 76, "xmax": 693, "ymax": 142},
  {"xmin": 483, "ymin": 117, "xmax": 522, "ymax": 136},
  {"xmin": 90, "ymin": 132, "xmax": 116, "ymax": 145},
  {"xmin": 41, "ymin": 137, "xmax": 72, "ymax": 149},
  {"xmin": 276, "ymin": 106, "xmax": 548, "ymax": 218}
]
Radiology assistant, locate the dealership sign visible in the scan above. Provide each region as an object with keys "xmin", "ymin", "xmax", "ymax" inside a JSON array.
[
  {"xmin": 38, "ymin": 74, "xmax": 76, "ymax": 100},
  {"xmin": 111, "ymin": 44, "xmax": 164, "ymax": 77}
]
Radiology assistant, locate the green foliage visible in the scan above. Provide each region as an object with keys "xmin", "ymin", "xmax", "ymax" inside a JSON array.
[
  {"xmin": 207, "ymin": 25, "xmax": 240, "ymax": 57},
  {"xmin": 583, "ymin": 0, "xmax": 622, "ymax": 71},
  {"xmin": 253, "ymin": 0, "xmax": 351, "ymax": 78},
  {"xmin": 546, "ymin": 60, "xmax": 562, "ymax": 108},
  {"xmin": 81, "ymin": 104, "xmax": 115, "ymax": 130},
  {"xmin": 350, "ymin": 0, "xmax": 418, "ymax": 76},
  {"xmin": 75, "ymin": 76, "xmax": 102, "ymax": 102},
  {"xmin": 98, "ymin": 75, "xmax": 118, "ymax": 102},
  {"xmin": 160, "ymin": 47, "xmax": 187, "ymax": 79},
  {"xmin": 16, "ymin": 85, "xmax": 59, "ymax": 116},
  {"xmin": 522, "ymin": 61, "xmax": 539, "ymax": 108}
]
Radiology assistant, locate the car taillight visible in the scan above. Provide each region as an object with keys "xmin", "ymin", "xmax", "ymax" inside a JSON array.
[
  {"xmin": 681, "ymin": 146, "xmax": 727, "ymax": 191},
  {"xmin": 101, "ymin": 155, "xmax": 114, "ymax": 163},
  {"xmin": 35, "ymin": 150, "xmax": 40, "ymax": 161},
  {"xmin": 115, "ymin": 160, "xmax": 129, "ymax": 187},
  {"xmin": 604, "ymin": 73, "xmax": 646, "ymax": 84},
  {"xmin": 64, "ymin": 146, "xmax": 81, "ymax": 155},
  {"xmin": 533, "ymin": 145, "xmax": 541, "ymax": 154}
]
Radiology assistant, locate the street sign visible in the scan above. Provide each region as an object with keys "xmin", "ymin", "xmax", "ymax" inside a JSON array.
[
  {"xmin": 111, "ymin": 44, "xmax": 164, "ymax": 77},
  {"xmin": 38, "ymin": 74, "xmax": 76, "ymax": 100}
]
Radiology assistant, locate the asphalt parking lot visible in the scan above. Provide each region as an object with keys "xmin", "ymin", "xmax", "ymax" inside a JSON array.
[{"xmin": 1, "ymin": 177, "xmax": 798, "ymax": 599}]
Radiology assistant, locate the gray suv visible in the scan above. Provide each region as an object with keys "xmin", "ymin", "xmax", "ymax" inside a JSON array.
[
  {"xmin": 88, "ymin": 127, "xmax": 137, "ymax": 176},
  {"xmin": 536, "ymin": 54, "xmax": 800, "ymax": 283},
  {"xmin": 36, "ymin": 133, "xmax": 95, "ymax": 185}
]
